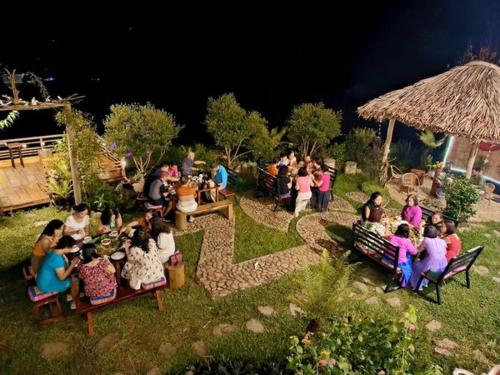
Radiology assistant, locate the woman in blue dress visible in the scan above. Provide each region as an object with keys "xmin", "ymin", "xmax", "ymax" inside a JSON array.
[{"xmin": 37, "ymin": 236, "xmax": 81, "ymax": 293}]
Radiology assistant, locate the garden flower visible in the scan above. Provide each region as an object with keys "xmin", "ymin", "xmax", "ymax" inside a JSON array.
[
  {"xmin": 320, "ymin": 350, "xmax": 331, "ymax": 358},
  {"xmin": 301, "ymin": 336, "xmax": 312, "ymax": 345},
  {"xmin": 126, "ymin": 151, "xmax": 133, "ymax": 157},
  {"xmin": 318, "ymin": 359, "xmax": 328, "ymax": 367},
  {"xmin": 329, "ymin": 358, "xmax": 337, "ymax": 366},
  {"xmin": 406, "ymin": 323, "xmax": 416, "ymax": 331}
]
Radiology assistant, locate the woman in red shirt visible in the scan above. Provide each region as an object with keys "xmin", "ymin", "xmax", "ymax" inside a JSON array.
[{"xmin": 442, "ymin": 220, "xmax": 462, "ymax": 262}]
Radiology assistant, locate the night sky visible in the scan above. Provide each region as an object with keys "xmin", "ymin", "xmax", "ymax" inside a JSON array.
[{"xmin": 1, "ymin": 1, "xmax": 499, "ymax": 144}]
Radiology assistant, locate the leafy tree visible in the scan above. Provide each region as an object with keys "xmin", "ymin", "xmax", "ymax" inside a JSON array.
[
  {"xmin": 418, "ymin": 130, "xmax": 446, "ymax": 169},
  {"xmin": 205, "ymin": 93, "xmax": 271, "ymax": 166},
  {"xmin": 443, "ymin": 176, "xmax": 481, "ymax": 223},
  {"xmin": 104, "ymin": 103, "xmax": 182, "ymax": 177},
  {"xmin": 287, "ymin": 103, "xmax": 342, "ymax": 157},
  {"xmin": 249, "ymin": 124, "xmax": 287, "ymax": 160}
]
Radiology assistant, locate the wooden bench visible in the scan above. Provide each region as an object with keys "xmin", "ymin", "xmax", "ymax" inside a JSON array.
[
  {"xmin": 71, "ymin": 277, "xmax": 167, "ymax": 336},
  {"xmin": 352, "ymin": 222, "xmax": 401, "ymax": 292},
  {"xmin": 414, "ymin": 245, "xmax": 484, "ymax": 304},
  {"xmin": 219, "ymin": 164, "xmax": 240, "ymax": 200},
  {"xmin": 256, "ymin": 168, "xmax": 291, "ymax": 211},
  {"xmin": 175, "ymin": 200, "xmax": 234, "ymax": 230}
]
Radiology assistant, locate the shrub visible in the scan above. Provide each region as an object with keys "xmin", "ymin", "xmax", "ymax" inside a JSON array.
[
  {"xmin": 287, "ymin": 306, "xmax": 442, "ymax": 374},
  {"xmin": 443, "ymin": 176, "xmax": 481, "ymax": 223},
  {"xmin": 184, "ymin": 356, "xmax": 287, "ymax": 375},
  {"xmin": 327, "ymin": 142, "xmax": 346, "ymax": 169},
  {"xmin": 389, "ymin": 140, "xmax": 420, "ymax": 171}
]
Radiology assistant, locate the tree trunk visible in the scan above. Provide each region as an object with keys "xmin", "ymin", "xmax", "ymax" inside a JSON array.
[
  {"xmin": 379, "ymin": 119, "xmax": 395, "ymax": 186},
  {"xmin": 465, "ymin": 143, "xmax": 480, "ymax": 178}
]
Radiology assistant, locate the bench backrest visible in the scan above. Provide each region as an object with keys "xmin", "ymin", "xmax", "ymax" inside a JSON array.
[
  {"xmin": 327, "ymin": 166, "xmax": 337, "ymax": 189},
  {"xmin": 439, "ymin": 245, "xmax": 484, "ymax": 283},
  {"xmin": 421, "ymin": 206, "xmax": 458, "ymax": 227},
  {"xmin": 257, "ymin": 168, "xmax": 277, "ymax": 194},
  {"xmin": 352, "ymin": 222, "xmax": 400, "ymax": 271}
]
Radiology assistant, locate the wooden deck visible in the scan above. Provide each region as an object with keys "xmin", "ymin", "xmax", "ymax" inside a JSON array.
[
  {"xmin": 0, "ymin": 157, "xmax": 50, "ymax": 212},
  {"xmin": 0, "ymin": 154, "xmax": 122, "ymax": 213}
]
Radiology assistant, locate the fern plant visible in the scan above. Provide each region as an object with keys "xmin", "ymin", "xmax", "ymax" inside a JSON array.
[
  {"xmin": 0, "ymin": 111, "xmax": 19, "ymax": 130},
  {"xmin": 290, "ymin": 251, "xmax": 354, "ymax": 332}
]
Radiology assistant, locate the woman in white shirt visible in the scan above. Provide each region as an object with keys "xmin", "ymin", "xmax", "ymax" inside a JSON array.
[
  {"xmin": 152, "ymin": 220, "xmax": 176, "ymax": 264},
  {"xmin": 63, "ymin": 204, "xmax": 90, "ymax": 240}
]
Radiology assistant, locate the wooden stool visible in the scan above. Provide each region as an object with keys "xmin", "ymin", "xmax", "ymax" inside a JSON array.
[
  {"xmin": 7, "ymin": 142, "xmax": 24, "ymax": 168},
  {"xmin": 33, "ymin": 294, "xmax": 65, "ymax": 325},
  {"xmin": 166, "ymin": 263, "xmax": 185, "ymax": 289}
]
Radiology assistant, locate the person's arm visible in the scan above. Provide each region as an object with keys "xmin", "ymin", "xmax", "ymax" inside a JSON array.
[
  {"xmin": 55, "ymin": 258, "xmax": 80, "ymax": 280},
  {"xmin": 116, "ymin": 214, "xmax": 123, "ymax": 231},
  {"xmin": 363, "ymin": 206, "xmax": 370, "ymax": 221},
  {"xmin": 101, "ymin": 256, "xmax": 116, "ymax": 274},
  {"xmin": 193, "ymin": 160, "xmax": 206, "ymax": 165},
  {"xmin": 406, "ymin": 240, "xmax": 418, "ymax": 255},
  {"xmin": 97, "ymin": 219, "xmax": 110, "ymax": 235},
  {"xmin": 119, "ymin": 220, "xmax": 139, "ymax": 234}
]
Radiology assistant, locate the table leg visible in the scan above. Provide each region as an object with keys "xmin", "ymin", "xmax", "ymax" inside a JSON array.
[
  {"xmin": 18, "ymin": 147, "xmax": 24, "ymax": 167},
  {"xmin": 9, "ymin": 148, "xmax": 15, "ymax": 168}
]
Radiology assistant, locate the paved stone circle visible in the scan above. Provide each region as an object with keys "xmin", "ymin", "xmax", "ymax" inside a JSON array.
[
  {"xmin": 425, "ymin": 320, "xmax": 442, "ymax": 332},
  {"xmin": 346, "ymin": 192, "xmax": 369, "ymax": 203},
  {"xmin": 246, "ymin": 319, "xmax": 265, "ymax": 333},
  {"xmin": 257, "ymin": 306, "xmax": 276, "ymax": 316}
]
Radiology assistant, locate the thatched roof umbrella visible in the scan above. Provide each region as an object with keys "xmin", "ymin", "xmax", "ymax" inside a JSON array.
[{"xmin": 358, "ymin": 60, "xmax": 500, "ymax": 181}]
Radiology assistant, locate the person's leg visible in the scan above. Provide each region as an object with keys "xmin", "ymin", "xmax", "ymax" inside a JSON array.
[{"xmin": 321, "ymin": 191, "xmax": 330, "ymax": 212}]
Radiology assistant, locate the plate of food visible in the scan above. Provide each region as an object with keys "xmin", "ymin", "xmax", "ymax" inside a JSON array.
[
  {"xmin": 83, "ymin": 236, "xmax": 93, "ymax": 244},
  {"xmin": 101, "ymin": 238, "xmax": 112, "ymax": 247},
  {"xmin": 110, "ymin": 251, "xmax": 125, "ymax": 260},
  {"xmin": 109, "ymin": 230, "xmax": 118, "ymax": 238}
]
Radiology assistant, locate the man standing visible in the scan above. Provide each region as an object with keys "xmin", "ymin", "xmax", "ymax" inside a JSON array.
[{"xmin": 181, "ymin": 151, "xmax": 205, "ymax": 177}]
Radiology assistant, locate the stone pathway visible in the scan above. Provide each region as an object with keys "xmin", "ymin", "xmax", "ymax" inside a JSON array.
[
  {"xmin": 176, "ymin": 214, "xmax": 321, "ymax": 298},
  {"xmin": 158, "ymin": 342, "xmax": 176, "ymax": 359},
  {"xmin": 96, "ymin": 333, "xmax": 120, "ymax": 353},
  {"xmin": 386, "ymin": 297, "xmax": 401, "ymax": 307},
  {"xmin": 433, "ymin": 338, "xmax": 458, "ymax": 357},
  {"xmin": 192, "ymin": 340, "xmax": 207, "ymax": 356},
  {"xmin": 364, "ymin": 296, "xmax": 379, "ymax": 305},
  {"xmin": 240, "ymin": 194, "xmax": 293, "ymax": 232},
  {"xmin": 328, "ymin": 196, "xmax": 356, "ymax": 213},
  {"xmin": 346, "ymin": 192, "xmax": 369, "ymax": 203},
  {"xmin": 289, "ymin": 303, "xmax": 304, "ymax": 316},
  {"xmin": 353, "ymin": 281, "xmax": 369, "ymax": 293},
  {"xmin": 246, "ymin": 319, "xmax": 265, "ymax": 333}
]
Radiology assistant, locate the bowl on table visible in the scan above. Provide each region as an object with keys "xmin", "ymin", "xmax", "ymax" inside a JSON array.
[
  {"xmin": 110, "ymin": 251, "xmax": 125, "ymax": 261},
  {"xmin": 109, "ymin": 231, "xmax": 118, "ymax": 238},
  {"xmin": 83, "ymin": 236, "xmax": 93, "ymax": 244},
  {"xmin": 101, "ymin": 238, "xmax": 112, "ymax": 247}
]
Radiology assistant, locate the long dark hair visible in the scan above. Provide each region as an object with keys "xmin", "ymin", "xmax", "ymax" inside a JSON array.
[
  {"xmin": 101, "ymin": 207, "xmax": 120, "ymax": 226},
  {"xmin": 55, "ymin": 235, "xmax": 76, "ymax": 250},
  {"xmin": 278, "ymin": 165, "xmax": 289, "ymax": 177},
  {"xmin": 81, "ymin": 244, "xmax": 99, "ymax": 264},
  {"xmin": 73, "ymin": 203, "xmax": 88, "ymax": 213},
  {"xmin": 394, "ymin": 223, "xmax": 410, "ymax": 239},
  {"xmin": 366, "ymin": 192, "xmax": 382, "ymax": 207},
  {"xmin": 131, "ymin": 229, "xmax": 151, "ymax": 252},
  {"xmin": 38, "ymin": 219, "xmax": 64, "ymax": 242},
  {"xmin": 424, "ymin": 225, "xmax": 439, "ymax": 239},
  {"xmin": 298, "ymin": 167, "xmax": 308, "ymax": 177}
]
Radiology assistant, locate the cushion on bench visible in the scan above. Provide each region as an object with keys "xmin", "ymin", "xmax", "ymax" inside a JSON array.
[
  {"xmin": 89, "ymin": 289, "xmax": 117, "ymax": 305},
  {"xmin": 28, "ymin": 286, "xmax": 58, "ymax": 302},
  {"xmin": 219, "ymin": 188, "xmax": 235, "ymax": 198},
  {"xmin": 142, "ymin": 277, "xmax": 167, "ymax": 290},
  {"xmin": 144, "ymin": 202, "xmax": 163, "ymax": 210}
]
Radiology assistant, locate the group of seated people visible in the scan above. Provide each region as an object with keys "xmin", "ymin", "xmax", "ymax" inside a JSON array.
[
  {"xmin": 266, "ymin": 151, "xmax": 333, "ymax": 216},
  {"xmin": 143, "ymin": 151, "xmax": 228, "ymax": 221},
  {"xmin": 31, "ymin": 203, "xmax": 177, "ymax": 307},
  {"xmin": 360, "ymin": 192, "xmax": 462, "ymax": 290}
]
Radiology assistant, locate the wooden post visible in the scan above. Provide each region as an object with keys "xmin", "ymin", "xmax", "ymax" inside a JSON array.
[
  {"xmin": 465, "ymin": 142, "xmax": 480, "ymax": 178},
  {"xmin": 379, "ymin": 119, "xmax": 396, "ymax": 185},
  {"xmin": 65, "ymin": 104, "xmax": 83, "ymax": 204}
]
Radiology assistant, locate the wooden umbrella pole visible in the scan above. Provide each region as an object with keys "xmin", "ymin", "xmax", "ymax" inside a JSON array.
[
  {"xmin": 64, "ymin": 104, "xmax": 83, "ymax": 204},
  {"xmin": 379, "ymin": 118, "xmax": 395, "ymax": 185},
  {"xmin": 465, "ymin": 142, "xmax": 480, "ymax": 178}
]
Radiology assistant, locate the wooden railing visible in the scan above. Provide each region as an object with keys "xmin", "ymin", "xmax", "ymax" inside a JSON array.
[
  {"xmin": 95, "ymin": 135, "xmax": 122, "ymax": 168},
  {"xmin": 0, "ymin": 134, "xmax": 64, "ymax": 160}
]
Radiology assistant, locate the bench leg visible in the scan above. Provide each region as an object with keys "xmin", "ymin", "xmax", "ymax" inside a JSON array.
[
  {"xmin": 87, "ymin": 312, "xmax": 95, "ymax": 336},
  {"xmin": 384, "ymin": 273, "xmax": 401, "ymax": 293},
  {"xmin": 414, "ymin": 276, "xmax": 424, "ymax": 292},
  {"xmin": 154, "ymin": 290, "xmax": 164, "ymax": 311},
  {"xmin": 466, "ymin": 269, "xmax": 471, "ymax": 288},
  {"xmin": 435, "ymin": 284, "xmax": 442, "ymax": 305},
  {"xmin": 33, "ymin": 304, "xmax": 41, "ymax": 322},
  {"xmin": 273, "ymin": 199, "xmax": 279, "ymax": 212}
]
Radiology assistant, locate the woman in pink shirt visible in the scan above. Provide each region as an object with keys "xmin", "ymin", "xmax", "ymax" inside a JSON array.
[
  {"xmin": 387, "ymin": 223, "xmax": 417, "ymax": 287},
  {"xmin": 314, "ymin": 164, "xmax": 331, "ymax": 212},
  {"xmin": 294, "ymin": 167, "xmax": 313, "ymax": 217}
]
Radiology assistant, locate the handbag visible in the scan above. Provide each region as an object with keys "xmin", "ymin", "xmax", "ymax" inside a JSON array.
[{"xmin": 169, "ymin": 251, "xmax": 183, "ymax": 266}]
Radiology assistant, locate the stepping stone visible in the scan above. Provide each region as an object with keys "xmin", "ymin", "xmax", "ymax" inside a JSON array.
[
  {"xmin": 353, "ymin": 281, "xmax": 369, "ymax": 293},
  {"xmin": 212, "ymin": 323, "xmax": 236, "ymax": 337},
  {"xmin": 473, "ymin": 266, "xmax": 489, "ymax": 276},
  {"xmin": 484, "ymin": 233, "xmax": 492, "ymax": 238},
  {"xmin": 375, "ymin": 287, "xmax": 384, "ymax": 294},
  {"xmin": 434, "ymin": 347, "xmax": 452, "ymax": 357},
  {"xmin": 289, "ymin": 303, "xmax": 304, "ymax": 316},
  {"xmin": 257, "ymin": 306, "xmax": 276, "ymax": 316},
  {"xmin": 493, "ymin": 230, "xmax": 500, "ymax": 237},
  {"xmin": 386, "ymin": 297, "xmax": 401, "ymax": 307},
  {"xmin": 147, "ymin": 367, "xmax": 161, "ymax": 375},
  {"xmin": 246, "ymin": 319, "xmax": 265, "ymax": 333},
  {"xmin": 361, "ymin": 277, "xmax": 376, "ymax": 286},
  {"xmin": 158, "ymin": 342, "xmax": 176, "ymax": 359},
  {"xmin": 41, "ymin": 341, "xmax": 69, "ymax": 359},
  {"xmin": 364, "ymin": 297, "xmax": 379, "ymax": 305},
  {"xmin": 434, "ymin": 338, "xmax": 457, "ymax": 350},
  {"xmin": 192, "ymin": 340, "xmax": 207, "ymax": 356},
  {"xmin": 425, "ymin": 320, "xmax": 442, "ymax": 332},
  {"xmin": 492, "ymin": 277, "xmax": 500, "ymax": 283},
  {"xmin": 96, "ymin": 333, "xmax": 120, "ymax": 353},
  {"xmin": 34, "ymin": 220, "xmax": 49, "ymax": 228}
]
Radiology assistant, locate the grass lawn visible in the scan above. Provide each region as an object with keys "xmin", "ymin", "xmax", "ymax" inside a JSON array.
[{"xmin": 0, "ymin": 175, "xmax": 498, "ymax": 374}]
